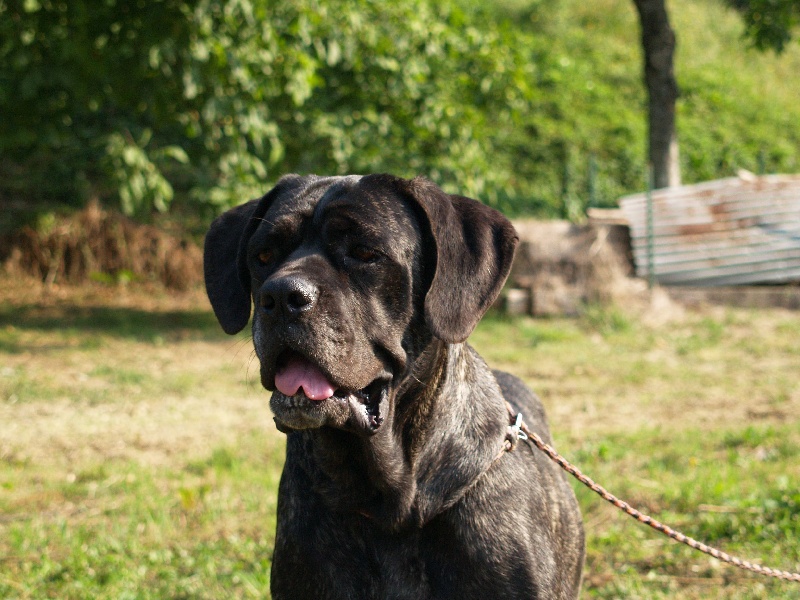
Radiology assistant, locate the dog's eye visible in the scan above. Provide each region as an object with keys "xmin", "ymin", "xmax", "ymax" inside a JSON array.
[
  {"xmin": 348, "ymin": 245, "xmax": 380, "ymax": 264},
  {"xmin": 257, "ymin": 250, "xmax": 274, "ymax": 265}
]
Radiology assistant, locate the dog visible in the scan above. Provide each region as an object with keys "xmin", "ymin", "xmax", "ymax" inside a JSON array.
[{"xmin": 204, "ymin": 174, "xmax": 584, "ymax": 599}]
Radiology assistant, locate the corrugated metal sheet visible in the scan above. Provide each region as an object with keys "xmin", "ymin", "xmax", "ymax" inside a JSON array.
[{"xmin": 618, "ymin": 173, "xmax": 800, "ymax": 286}]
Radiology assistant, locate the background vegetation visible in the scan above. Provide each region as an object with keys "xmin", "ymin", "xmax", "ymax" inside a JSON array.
[{"xmin": 3, "ymin": 0, "xmax": 800, "ymax": 224}]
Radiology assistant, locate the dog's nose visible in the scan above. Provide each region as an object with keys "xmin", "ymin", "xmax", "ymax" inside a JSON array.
[{"xmin": 259, "ymin": 277, "xmax": 319, "ymax": 318}]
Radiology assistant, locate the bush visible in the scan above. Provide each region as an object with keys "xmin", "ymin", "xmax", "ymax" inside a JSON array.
[{"xmin": 2, "ymin": 0, "xmax": 799, "ymax": 221}]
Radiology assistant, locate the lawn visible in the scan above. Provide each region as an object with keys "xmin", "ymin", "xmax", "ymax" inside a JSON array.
[{"xmin": 1, "ymin": 276, "xmax": 798, "ymax": 599}]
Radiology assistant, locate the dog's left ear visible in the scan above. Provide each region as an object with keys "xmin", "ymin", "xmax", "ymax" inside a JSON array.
[{"xmin": 407, "ymin": 177, "xmax": 519, "ymax": 344}]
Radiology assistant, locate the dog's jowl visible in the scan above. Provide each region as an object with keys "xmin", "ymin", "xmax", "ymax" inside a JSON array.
[{"xmin": 204, "ymin": 174, "xmax": 585, "ymax": 599}]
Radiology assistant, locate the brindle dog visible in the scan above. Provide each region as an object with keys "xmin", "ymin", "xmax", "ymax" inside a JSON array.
[{"xmin": 204, "ymin": 174, "xmax": 584, "ymax": 599}]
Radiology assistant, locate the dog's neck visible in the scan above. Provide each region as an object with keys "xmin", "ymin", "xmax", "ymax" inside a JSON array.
[{"xmin": 291, "ymin": 340, "xmax": 508, "ymax": 530}]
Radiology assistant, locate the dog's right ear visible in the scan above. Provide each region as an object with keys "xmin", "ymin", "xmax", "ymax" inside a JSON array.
[
  {"xmin": 203, "ymin": 175, "xmax": 305, "ymax": 334},
  {"xmin": 203, "ymin": 198, "xmax": 260, "ymax": 334}
]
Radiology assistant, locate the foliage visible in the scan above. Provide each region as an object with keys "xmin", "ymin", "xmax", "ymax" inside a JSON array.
[
  {"xmin": 184, "ymin": 0, "xmax": 554, "ymax": 214},
  {"xmin": 1, "ymin": 0, "xmax": 558, "ymax": 216},
  {"xmin": 673, "ymin": 0, "xmax": 800, "ymax": 180},
  {"xmin": 728, "ymin": 0, "xmax": 800, "ymax": 52},
  {"xmin": 104, "ymin": 130, "xmax": 189, "ymax": 218},
  {"xmin": 1, "ymin": 0, "xmax": 800, "ymax": 220},
  {"xmin": 0, "ymin": 0, "xmax": 194, "ymax": 213},
  {"xmin": 504, "ymin": 0, "xmax": 800, "ymax": 198}
]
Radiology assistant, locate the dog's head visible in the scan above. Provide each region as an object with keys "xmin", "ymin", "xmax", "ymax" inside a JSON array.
[{"xmin": 204, "ymin": 174, "xmax": 517, "ymax": 436}]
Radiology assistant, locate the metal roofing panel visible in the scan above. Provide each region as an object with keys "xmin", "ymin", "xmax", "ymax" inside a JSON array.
[{"xmin": 618, "ymin": 173, "xmax": 800, "ymax": 286}]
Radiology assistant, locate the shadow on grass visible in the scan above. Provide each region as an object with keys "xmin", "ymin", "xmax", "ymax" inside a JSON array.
[{"xmin": 0, "ymin": 303, "xmax": 231, "ymax": 345}]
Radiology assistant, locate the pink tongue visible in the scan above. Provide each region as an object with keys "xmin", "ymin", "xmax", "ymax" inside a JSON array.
[{"xmin": 274, "ymin": 356, "xmax": 335, "ymax": 401}]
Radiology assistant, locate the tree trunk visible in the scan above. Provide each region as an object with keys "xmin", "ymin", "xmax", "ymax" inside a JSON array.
[{"xmin": 633, "ymin": 0, "xmax": 681, "ymax": 189}]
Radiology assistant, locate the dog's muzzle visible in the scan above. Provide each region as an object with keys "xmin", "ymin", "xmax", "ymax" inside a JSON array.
[{"xmin": 269, "ymin": 353, "xmax": 390, "ymax": 436}]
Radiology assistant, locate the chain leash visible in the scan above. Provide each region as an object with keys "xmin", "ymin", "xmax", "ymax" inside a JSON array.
[{"xmin": 502, "ymin": 404, "xmax": 800, "ymax": 583}]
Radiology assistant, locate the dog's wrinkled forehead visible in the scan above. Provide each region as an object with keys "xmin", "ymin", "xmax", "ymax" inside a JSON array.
[
  {"xmin": 262, "ymin": 175, "xmax": 362, "ymax": 224},
  {"xmin": 256, "ymin": 174, "xmax": 421, "ymax": 258}
]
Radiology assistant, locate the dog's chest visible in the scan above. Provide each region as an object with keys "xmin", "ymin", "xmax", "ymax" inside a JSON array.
[{"xmin": 273, "ymin": 516, "xmax": 434, "ymax": 599}]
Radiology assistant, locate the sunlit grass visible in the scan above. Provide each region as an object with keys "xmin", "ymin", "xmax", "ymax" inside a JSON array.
[{"xmin": 1, "ymin": 291, "xmax": 798, "ymax": 598}]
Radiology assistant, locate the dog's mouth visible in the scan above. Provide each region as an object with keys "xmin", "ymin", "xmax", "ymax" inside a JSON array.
[{"xmin": 269, "ymin": 351, "xmax": 389, "ymax": 435}]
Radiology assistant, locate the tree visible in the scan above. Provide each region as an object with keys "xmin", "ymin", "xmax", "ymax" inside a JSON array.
[
  {"xmin": 0, "ymin": 0, "xmax": 195, "ymax": 215},
  {"xmin": 632, "ymin": 0, "xmax": 680, "ymax": 189},
  {"xmin": 4, "ymin": 0, "xmax": 797, "ymax": 220},
  {"xmin": 633, "ymin": 0, "xmax": 800, "ymax": 190},
  {"xmin": 728, "ymin": 0, "xmax": 800, "ymax": 52}
]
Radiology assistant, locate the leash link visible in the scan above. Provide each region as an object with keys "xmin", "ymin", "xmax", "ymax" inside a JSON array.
[
  {"xmin": 494, "ymin": 412, "xmax": 530, "ymax": 462},
  {"xmin": 511, "ymin": 413, "xmax": 528, "ymax": 442}
]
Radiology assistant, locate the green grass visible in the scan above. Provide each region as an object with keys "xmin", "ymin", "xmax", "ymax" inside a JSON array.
[
  {"xmin": 560, "ymin": 424, "xmax": 800, "ymax": 599},
  {"xmin": 471, "ymin": 308, "xmax": 800, "ymax": 598},
  {"xmin": 1, "ymin": 289, "xmax": 799, "ymax": 598},
  {"xmin": 1, "ymin": 435, "xmax": 282, "ymax": 599}
]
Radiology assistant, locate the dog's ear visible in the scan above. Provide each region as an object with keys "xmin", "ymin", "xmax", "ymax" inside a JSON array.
[
  {"xmin": 408, "ymin": 177, "xmax": 518, "ymax": 343},
  {"xmin": 203, "ymin": 175, "xmax": 306, "ymax": 334},
  {"xmin": 203, "ymin": 198, "xmax": 260, "ymax": 334}
]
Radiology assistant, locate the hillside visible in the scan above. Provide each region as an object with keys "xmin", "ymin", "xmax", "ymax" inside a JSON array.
[{"xmin": 480, "ymin": 0, "xmax": 800, "ymax": 213}]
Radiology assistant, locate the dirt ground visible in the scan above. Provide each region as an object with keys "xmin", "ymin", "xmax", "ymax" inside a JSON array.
[{"xmin": 0, "ymin": 347, "xmax": 273, "ymax": 470}]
